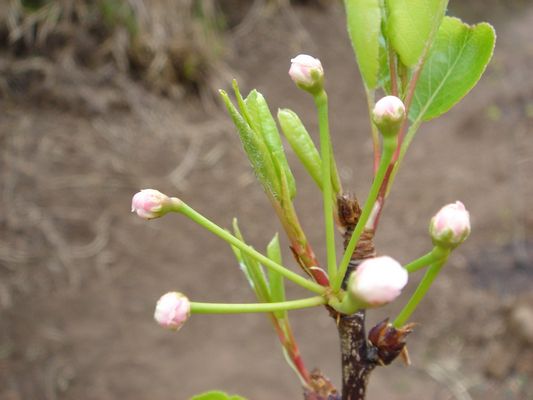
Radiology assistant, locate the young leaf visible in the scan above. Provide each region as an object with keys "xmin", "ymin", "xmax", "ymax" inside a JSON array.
[
  {"xmin": 344, "ymin": 0, "xmax": 382, "ymax": 89},
  {"xmin": 219, "ymin": 90, "xmax": 280, "ymax": 198},
  {"xmin": 229, "ymin": 240, "xmax": 255, "ymax": 291},
  {"xmin": 232, "ymin": 80, "xmax": 253, "ymax": 125},
  {"xmin": 266, "ymin": 234, "xmax": 286, "ymax": 319},
  {"xmin": 409, "ymin": 17, "xmax": 496, "ymax": 122},
  {"xmin": 277, "ymin": 109, "xmax": 323, "ymax": 187},
  {"xmin": 232, "ymin": 219, "xmax": 271, "ymax": 302},
  {"xmin": 191, "ymin": 391, "xmax": 246, "ymax": 400},
  {"xmin": 385, "ymin": 0, "xmax": 448, "ymax": 67},
  {"xmin": 245, "ymin": 90, "xmax": 297, "ymax": 199},
  {"xmin": 278, "ymin": 109, "xmax": 341, "ymax": 195},
  {"xmin": 377, "ymin": 31, "xmax": 392, "ymax": 94}
]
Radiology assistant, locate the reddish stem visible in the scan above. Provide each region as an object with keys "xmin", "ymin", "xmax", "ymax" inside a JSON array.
[
  {"xmin": 370, "ymin": 62, "xmax": 425, "ymax": 231},
  {"xmin": 372, "ymin": 141, "xmax": 381, "ymax": 176},
  {"xmin": 271, "ymin": 196, "xmax": 330, "ymax": 286},
  {"xmin": 270, "ymin": 315, "xmax": 311, "ymax": 385}
]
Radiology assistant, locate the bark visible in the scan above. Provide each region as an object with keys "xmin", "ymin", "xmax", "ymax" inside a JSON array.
[
  {"xmin": 336, "ymin": 262, "xmax": 378, "ymax": 400},
  {"xmin": 337, "ymin": 195, "xmax": 378, "ymax": 400},
  {"xmin": 303, "ymin": 194, "xmax": 412, "ymax": 400}
]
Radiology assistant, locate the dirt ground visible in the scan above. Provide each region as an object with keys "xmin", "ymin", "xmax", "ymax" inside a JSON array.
[{"xmin": 0, "ymin": 2, "xmax": 532, "ymax": 400}]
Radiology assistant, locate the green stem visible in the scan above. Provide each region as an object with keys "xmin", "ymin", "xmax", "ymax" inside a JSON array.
[
  {"xmin": 393, "ymin": 257, "xmax": 448, "ymax": 328},
  {"xmin": 174, "ymin": 201, "xmax": 326, "ymax": 295},
  {"xmin": 404, "ymin": 246, "xmax": 449, "ymax": 273},
  {"xmin": 190, "ymin": 296, "xmax": 327, "ymax": 314},
  {"xmin": 332, "ymin": 139, "xmax": 397, "ymax": 292},
  {"xmin": 314, "ymin": 91, "xmax": 337, "ymax": 283}
]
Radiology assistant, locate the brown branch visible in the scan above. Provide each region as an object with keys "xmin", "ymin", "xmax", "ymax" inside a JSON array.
[
  {"xmin": 336, "ymin": 194, "xmax": 378, "ymax": 399},
  {"xmin": 338, "ymin": 309, "xmax": 376, "ymax": 400},
  {"xmin": 335, "ymin": 194, "xmax": 413, "ymax": 399}
]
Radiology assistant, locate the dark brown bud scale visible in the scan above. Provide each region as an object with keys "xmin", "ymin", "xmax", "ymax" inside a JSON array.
[{"xmin": 368, "ymin": 318, "xmax": 415, "ymax": 365}]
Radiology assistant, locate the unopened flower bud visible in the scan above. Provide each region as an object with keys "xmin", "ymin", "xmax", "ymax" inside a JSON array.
[
  {"xmin": 131, "ymin": 189, "xmax": 175, "ymax": 220},
  {"xmin": 430, "ymin": 201, "xmax": 471, "ymax": 248},
  {"xmin": 154, "ymin": 292, "xmax": 191, "ymax": 331},
  {"xmin": 348, "ymin": 256, "xmax": 408, "ymax": 308},
  {"xmin": 289, "ymin": 54, "xmax": 324, "ymax": 94},
  {"xmin": 372, "ymin": 96, "xmax": 406, "ymax": 137}
]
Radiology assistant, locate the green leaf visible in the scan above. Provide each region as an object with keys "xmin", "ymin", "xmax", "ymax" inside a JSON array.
[
  {"xmin": 409, "ymin": 17, "xmax": 496, "ymax": 122},
  {"xmin": 377, "ymin": 30, "xmax": 392, "ymax": 93},
  {"xmin": 219, "ymin": 90, "xmax": 280, "ymax": 198},
  {"xmin": 232, "ymin": 219, "xmax": 271, "ymax": 302},
  {"xmin": 190, "ymin": 390, "xmax": 246, "ymax": 400},
  {"xmin": 266, "ymin": 233, "xmax": 282, "ymax": 265},
  {"xmin": 277, "ymin": 109, "xmax": 322, "ymax": 189},
  {"xmin": 244, "ymin": 90, "xmax": 296, "ymax": 199},
  {"xmin": 386, "ymin": 0, "xmax": 448, "ymax": 67},
  {"xmin": 277, "ymin": 109, "xmax": 341, "ymax": 194},
  {"xmin": 344, "ymin": 0, "xmax": 382, "ymax": 89},
  {"xmin": 266, "ymin": 234, "xmax": 286, "ymax": 318},
  {"xmin": 232, "ymin": 80, "xmax": 254, "ymax": 128}
]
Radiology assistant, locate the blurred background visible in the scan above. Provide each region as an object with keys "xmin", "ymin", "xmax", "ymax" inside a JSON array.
[{"xmin": 0, "ymin": 0, "xmax": 531, "ymax": 399}]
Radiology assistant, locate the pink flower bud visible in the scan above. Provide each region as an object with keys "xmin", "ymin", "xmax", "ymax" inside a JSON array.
[
  {"xmin": 372, "ymin": 96, "xmax": 406, "ymax": 137},
  {"xmin": 430, "ymin": 201, "xmax": 471, "ymax": 248},
  {"xmin": 348, "ymin": 256, "xmax": 408, "ymax": 308},
  {"xmin": 154, "ymin": 292, "xmax": 191, "ymax": 331},
  {"xmin": 131, "ymin": 189, "xmax": 174, "ymax": 220},
  {"xmin": 289, "ymin": 54, "xmax": 324, "ymax": 94}
]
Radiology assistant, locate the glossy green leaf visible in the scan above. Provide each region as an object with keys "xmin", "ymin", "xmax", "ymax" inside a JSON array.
[
  {"xmin": 245, "ymin": 90, "xmax": 296, "ymax": 199},
  {"xmin": 190, "ymin": 391, "xmax": 246, "ymax": 400},
  {"xmin": 344, "ymin": 0, "xmax": 382, "ymax": 89},
  {"xmin": 409, "ymin": 17, "xmax": 496, "ymax": 122},
  {"xmin": 219, "ymin": 90, "xmax": 280, "ymax": 198},
  {"xmin": 386, "ymin": 0, "xmax": 448, "ymax": 67}
]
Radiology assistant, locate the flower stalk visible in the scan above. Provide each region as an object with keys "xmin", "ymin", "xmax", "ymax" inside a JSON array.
[
  {"xmin": 174, "ymin": 201, "xmax": 327, "ymax": 295},
  {"xmin": 314, "ymin": 90, "xmax": 338, "ymax": 283},
  {"xmin": 190, "ymin": 296, "xmax": 327, "ymax": 314},
  {"xmin": 393, "ymin": 257, "xmax": 448, "ymax": 328},
  {"xmin": 404, "ymin": 246, "xmax": 450, "ymax": 273}
]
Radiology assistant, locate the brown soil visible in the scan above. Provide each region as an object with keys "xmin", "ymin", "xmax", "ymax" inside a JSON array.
[{"xmin": 1, "ymin": 3, "xmax": 532, "ymax": 400}]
